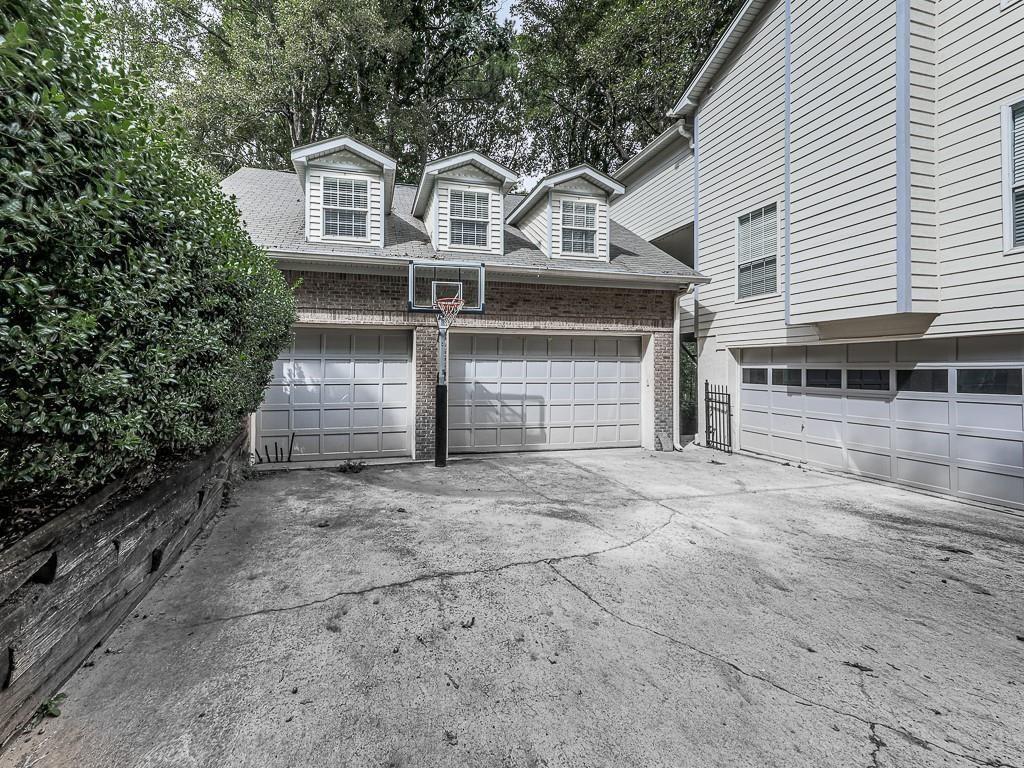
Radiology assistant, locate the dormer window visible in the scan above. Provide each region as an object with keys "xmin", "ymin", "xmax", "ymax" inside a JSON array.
[
  {"xmin": 290, "ymin": 135, "xmax": 397, "ymax": 247},
  {"xmin": 506, "ymin": 165, "xmax": 625, "ymax": 262},
  {"xmin": 412, "ymin": 151, "xmax": 519, "ymax": 255},
  {"xmin": 449, "ymin": 189, "xmax": 490, "ymax": 247},
  {"xmin": 561, "ymin": 201, "xmax": 597, "ymax": 255},
  {"xmin": 323, "ymin": 177, "xmax": 369, "ymax": 239}
]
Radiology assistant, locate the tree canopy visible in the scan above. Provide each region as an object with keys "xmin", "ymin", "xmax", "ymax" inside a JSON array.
[{"xmin": 94, "ymin": 0, "xmax": 740, "ymax": 180}]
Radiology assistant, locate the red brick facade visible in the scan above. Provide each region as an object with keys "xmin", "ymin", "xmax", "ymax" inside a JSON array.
[{"xmin": 282, "ymin": 269, "xmax": 678, "ymax": 459}]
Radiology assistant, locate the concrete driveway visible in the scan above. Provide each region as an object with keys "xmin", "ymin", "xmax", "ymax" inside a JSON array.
[{"xmin": 4, "ymin": 448, "xmax": 1022, "ymax": 768}]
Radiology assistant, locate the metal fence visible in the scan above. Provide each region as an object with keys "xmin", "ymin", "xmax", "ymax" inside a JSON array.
[{"xmin": 704, "ymin": 380, "xmax": 733, "ymax": 453}]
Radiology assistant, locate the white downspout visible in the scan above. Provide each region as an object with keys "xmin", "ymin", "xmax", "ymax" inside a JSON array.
[{"xmin": 673, "ymin": 286, "xmax": 693, "ymax": 451}]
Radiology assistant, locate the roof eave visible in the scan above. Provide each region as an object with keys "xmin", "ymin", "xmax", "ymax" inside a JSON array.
[
  {"xmin": 507, "ymin": 166, "xmax": 626, "ymax": 226},
  {"xmin": 263, "ymin": 248, "xmax": 709, "ymax": 287},
  {"xmin": 667, "ymin": 0, "xmax": 768, "ymax": 118},
  {"xmin": 614, "ymin": 122, "xmax": 691, "ymax": 182}
]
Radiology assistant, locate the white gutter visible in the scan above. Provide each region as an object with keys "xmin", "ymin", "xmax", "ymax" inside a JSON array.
[
  {"xmin": 613, "ymin": 121, "xmax": 691, "ymax": 183},
  {"xmin": 267, "ymin": 249, "xmax": 710, "ymax": 287},
  {"xmin": 672, "ymin": 286, "xmax": 694, "ymax": 451}
]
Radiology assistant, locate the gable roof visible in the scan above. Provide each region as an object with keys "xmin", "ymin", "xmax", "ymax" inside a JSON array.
[
  {"xmin": 412, "ymin": 151, "xmax": 520, "ymax": 217},
  {"xmin": 220, "ymin": 167, "xmax": 708, "ymax": 287},
  {"xmin": 506, "ymin": 165, "xmax": 626, "ymax": 226},
  {"xmin": 668, "ymin": 0, "xmax": 772, "ymax": 117},
  {"xmin": 290, "ymin": 136, "xmax": 398, "ymax": 209}
]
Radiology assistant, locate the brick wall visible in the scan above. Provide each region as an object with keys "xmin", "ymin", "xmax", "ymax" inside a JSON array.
[{"xmin": 282, "ymin": 269, "xmax": 678, "ymax": 459}]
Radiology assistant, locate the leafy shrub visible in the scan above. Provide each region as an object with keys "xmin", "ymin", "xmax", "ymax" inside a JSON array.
[{"xmin": 0, "ymin": 0, "xmax": 295, "ymax": 514}]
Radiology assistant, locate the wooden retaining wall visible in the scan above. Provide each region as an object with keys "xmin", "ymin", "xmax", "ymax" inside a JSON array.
[{"xmin": 0, "ymin": 431, "xmax": 248, "ymax": 748}]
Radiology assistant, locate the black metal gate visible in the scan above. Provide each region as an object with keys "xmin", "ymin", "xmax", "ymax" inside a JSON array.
[{"xmin": 704, "ymin": 380, "xmax": 732, "ymax": 453}]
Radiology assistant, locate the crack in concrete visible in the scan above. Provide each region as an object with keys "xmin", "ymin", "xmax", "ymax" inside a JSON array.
[
  {"xmin": 545, "ymin": 562, "xmax": 1020, "ymax": 768},
  {"xmin": 184, "ymin": 503, "xmax": 681, "ymax": 629},
  {"xmin": 868, "ymin": 722, "xmax": 886, "ymax": 768}
]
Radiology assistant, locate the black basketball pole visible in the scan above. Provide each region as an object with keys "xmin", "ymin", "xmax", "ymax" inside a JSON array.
[
  {"xmin": 435, "ymin": 319, "xmax": 449, "ymax": 467},
  {"xmin": 435, "ymin": 382, "xmax": 448, "ymax": 467}
]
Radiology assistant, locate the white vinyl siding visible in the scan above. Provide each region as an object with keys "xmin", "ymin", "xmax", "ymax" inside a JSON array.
[
  {"xmin": 434, "ymin": 178, "xmax": 504, "ymax": 255},
  {"xmin": 561, "ymin": 201, "xmax": 597, "ymax": 255},
  {"xmin": 787, "ymin": 0, "xmax": 899, "ymax": 324},
  {"xmin": 737, "ymin": 203, "xmax": 778, "ymax": 299},
  {"xmin": 610, "ymin": 146, "xmax": 694, "ymax": 241},
  {"xmin": 322, "ymin": 177, "xmax": 368, "ymax": 239},
  {"xmin": 935, "ymin": 0, "xmax": 1024, "ymax": 336}
]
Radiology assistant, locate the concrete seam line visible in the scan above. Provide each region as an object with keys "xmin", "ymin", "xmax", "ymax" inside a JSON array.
[{"xmin": 545, "ymin": 562, "xmax": 1020, "ymax": 768}]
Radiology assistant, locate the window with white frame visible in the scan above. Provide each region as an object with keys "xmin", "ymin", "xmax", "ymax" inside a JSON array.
[
  {"xmin": 1010, "ymin": 102, "xmax": 1024, "ymax": 250},
  {"xmin": 561, "ymin": 200, "xmax": 597, "ymax": 255},
  {"xmin": 322, "ymin": 177, "xmax": 368, "ymax": 239},
  {"xmin": 737, "ymin": 203, "xmax": 778, "ymax": 299},
  {"xmin": 449, "ymin": 189, "xmax": 490, "ymax": 247}
]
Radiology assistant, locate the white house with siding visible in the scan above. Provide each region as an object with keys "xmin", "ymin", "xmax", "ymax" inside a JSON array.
[{"xmin": 611, "ymin": 0, "xmax": 1024, "ymax": 510}]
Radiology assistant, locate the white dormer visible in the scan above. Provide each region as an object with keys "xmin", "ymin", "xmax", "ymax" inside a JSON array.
[
  {"xmin": 412, "ymin": 152, "xmax": 519, "ymax": 255},
  {"xmin": 291, "ymin": 136, "xmax": 397, "ymax": 247},
  {"xmin": 507, "ymin": 166, "xmax": 625, "ymax": 262}
]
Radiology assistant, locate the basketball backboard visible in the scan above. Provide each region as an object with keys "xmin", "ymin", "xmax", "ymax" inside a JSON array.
[{"xmin": 408, "ymin": 261, "xmax": 485, "ymax": 314}]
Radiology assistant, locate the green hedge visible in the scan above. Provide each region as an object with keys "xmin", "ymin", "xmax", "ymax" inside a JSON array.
[{"xmin": 0, "ymin": 0, "xmax": 296, "ymax": 513}]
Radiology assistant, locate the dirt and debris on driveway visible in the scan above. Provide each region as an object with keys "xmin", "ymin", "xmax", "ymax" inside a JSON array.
[{"xmin": 3, "ymin": 447, "xmax": 1022, "ymax": 768}]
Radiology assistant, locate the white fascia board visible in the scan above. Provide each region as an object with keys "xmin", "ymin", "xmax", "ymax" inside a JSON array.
[
  {"xmin": 613, "ymin": 122, "xmax": 691, "ymax": 182},
  {"xmin": 265, "ymin": 248, "xmax": 709, "ymax": 287},
  {"xmin": 668, "ymin": 0, "xmax": 768, "ymax": 118},
  {"xmin": 507, "ymin": 165, "xmax": 625, "ymax": 225},
  {"xmin": 289, "ymin": 135, "xmax": 397, "ymax": 207},
  {"xmin": 412, "ymin": 151, "xmax": 520, "ymax": 217}
]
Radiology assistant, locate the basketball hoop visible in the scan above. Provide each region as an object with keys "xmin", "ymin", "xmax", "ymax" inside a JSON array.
[{"xmin": 435, "ymin": 296, "xmax": 465, "ymax": 328}]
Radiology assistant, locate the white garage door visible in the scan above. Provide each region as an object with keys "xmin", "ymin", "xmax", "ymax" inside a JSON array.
[
  {"xmin": 448, "ymin": 334, "xmax": 643, "ymax": 452},
  {"xmin": 256, "ymin": 328, "xmax": 411, "ymax": 462},
  {"xmin": 738, "ymin": 339, "xmax": 1024, "ymax": 510}
]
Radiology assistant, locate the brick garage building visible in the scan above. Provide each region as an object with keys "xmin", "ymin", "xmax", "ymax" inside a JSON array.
[{"xmin": 222, "ymin": 137, "xmax": 706, "ymax": 462}]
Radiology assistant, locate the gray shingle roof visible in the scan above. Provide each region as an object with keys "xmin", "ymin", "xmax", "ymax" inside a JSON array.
[{"xmin": 220, "ymin": 167, "xmax": 705, "ymax": 283}]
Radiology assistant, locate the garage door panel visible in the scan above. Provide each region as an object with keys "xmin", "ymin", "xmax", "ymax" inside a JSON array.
[
  {"xmin": 807, "ymin": 442, "xmax": 844, "ymax": 468},
  {"xmin": 805, "ymin": 417, "xmax": 842, "ymax": 441},
  {"xmin": 323, "ymin": 409, "xmax": 350, "ymax": 428},
  {"xmin": 956, "ymin": 434, "xmax": 1023, "ymax": 469},
  {"xmin": 771, "ymin": 412, "xmax": 802, "ymax": 435},
  {"xmin": 804, "ymin": 394, "xmax": 843, "ymax": 415},
  {"xmin": 956, "ymin": 401, "xmax": 1023, "ymax": 431},
  {"xmin": 957, "ymin": 468, "xmax": 1023, "ymax": 505},
  {"xmin": 292, "ymin": 410, "xmax": 321, "ymax": 430},
  {"xmin": 257, "ymin": 329, "xmax": 411, "ymax": 462},
  {"xmin": 894, "ymin": 397, "xmax": 949, "ymax": 426},
  {"xmin": 451, "ymin": 334, "xmax": 642, "ymax": 452},
  {"xmin": 293, "ymin": 329, "xmax": 322, "ymax": 354},
  {"xmin": 846, "ymin": 422, "xmax": 891, "ymax": 450},
  {"xmin": 847, "ymin": 449, "xmax": 892, "ymax": 479},
  {"xmin": 264, "ymin": 385, "xmax": 290, "ymax": 405},
  {"xmin": 738, "ymin": 342, "xmax": 1024, "ymax": 510},
  {"xmin": 260, "ymin": 409, "xmax": 290, "ymax": 432},
  {"xmin": 846, "ymin": 396, "xmax": 890, "ymax": 420},
  {"xmin": 894, "ymin": 427, "xmax": 949, "ymax": 458}
]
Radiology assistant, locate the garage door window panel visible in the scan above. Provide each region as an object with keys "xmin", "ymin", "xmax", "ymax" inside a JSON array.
[
  {"xmin": 956, "ymin": 369, "xmax": 1023, "ymax": 396},
  {"xmin": 806, "ymin": 369, "xmax": 842, "ymax": 389},
  {"xmin": 742, "ymin": 368, "xmax": 768, "ymax": 385},
  {"xmin": 847, "ymin": 369, "xmax": 890, "ymax": 391},
  {"xmin": 772, "ymin": 369, "xmax": 802, "ymax": 387},
  {"xmin": 897, "ymin": 369, "xmax": 948, "ymax": 393}
]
